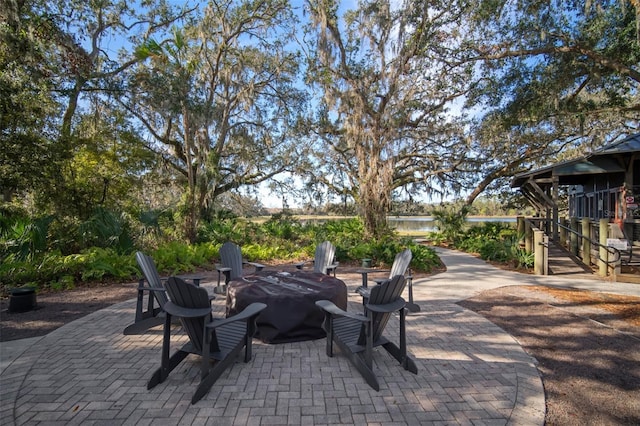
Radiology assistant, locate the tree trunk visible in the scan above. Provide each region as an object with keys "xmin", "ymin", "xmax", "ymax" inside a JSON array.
[{"xmin": 357, "ymin": 144, "xmax": 392, "ymax": 239}]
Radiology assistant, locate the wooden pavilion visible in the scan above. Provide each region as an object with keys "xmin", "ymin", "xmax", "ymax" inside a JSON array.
[{"xmin": 511, "ymin": 132, "xmax": 640, "ymax": 247}]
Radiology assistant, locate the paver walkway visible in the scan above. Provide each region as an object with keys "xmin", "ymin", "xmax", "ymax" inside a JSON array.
[{"xmin": 2, "ymin": 248, "xmax": 637, "ymax": 425}]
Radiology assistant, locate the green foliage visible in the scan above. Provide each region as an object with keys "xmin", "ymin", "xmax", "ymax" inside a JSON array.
[
  {"xmin": 409, "ymin": 243, "xmax": 441, "ymax": 272},
  {"xmin": 78, "ymin": 208, "xmax": 134, "ymax": 254},
  {"xmin": 150, "ymin": 242, "xmax": 217, "ymax": 274},
  {"xmin": 0, "ymin": 248, "xmax": 139, "ymax": 293},
  {"xmin": 346, "ymin": 237, "xmax": 440, "ymax": 272},
  {"xmin": 241, "ymin": 243, "xmax": 294, "ymax": 262},
  {"xmin": 511, "ymin": 245, "xmax": 534, "ymax": 269},
  {"xmin": 197, "ymin": 215, "xmax": 262, "ymax": 246},
  {"xmin": 477, "ymin": 240, "xmax": 511, "ymax": 263},
  {"xmin": 453, "ymin": 222, "xmax": 532, "ymax": 270},
  {"xmin": 0, "ymin": 214, "xmax": 442, "ymax": 293},
  {"xmin": 0, "ymin": 210, "xmax": 53, "ymax": 260},
  {"xmin": 424, "ymin": 231, "xmax": 447, "ymax": 246},
  {"xmin": 261, "ymin": 212, "xmax": 303, "ymax": 240},
  {"xmin": 431, "ymin": 205, "xmax": 472, "ymax": 241},
  {"xmin": 50, "ymin": 275, "xmax": 75, "ymax": 292}
]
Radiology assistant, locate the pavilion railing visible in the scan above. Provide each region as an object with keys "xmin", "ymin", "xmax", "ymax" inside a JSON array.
[{"xmin": 519, "ymin": 217, "xmax": 623, "ymax": 278}]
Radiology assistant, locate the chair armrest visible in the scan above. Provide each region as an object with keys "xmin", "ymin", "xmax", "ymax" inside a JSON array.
[
  {"xmin": 357, "ymin": 268, "xmax": 390, "ymax": 274},
  {"xmin": 207, "ymin": 302, "xmax": 267, "ymax": 329},
  {"xmin": 163, "ymin": 301, "xmax": 211, "ymax": 318},
  {"xmin": 355, "ymin": 287, "xmax": 370, "ymax": 298},
  {"xmin": 137, "ymin": 286, "xmax": 166, "ymax": 294},
  {"xmin": 216, "ymin": 265, "xmax": 232, "ymax": 273},
  {"xmin": 171, "ymin": 275, "xmax": 204, "ymax": 287},
  {"xmin": 366, "ymin": 297, "xmax": 406, "ymax": 313},
  {"xmin": 244, "ymin": 261, "xmax": 265, "ymax": 271},
  {"xmin": 294, "ymin": 261, "xmax": 309, "ymax": 270},
  {"xmin": 372, "ymin": 277, "xmax": 390, "ymax": 285},
  {"xmin": 315, "ymin": 300, "xmax": 368, "ymax": 323}
]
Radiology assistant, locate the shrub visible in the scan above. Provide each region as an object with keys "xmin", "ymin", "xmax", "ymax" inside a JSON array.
[
  {"xmin": 0, "ymin": 215, "xmax": 442, "ymax": 293},
  {"xmin": 477, "ymin": 240, "xmax": 511, "ymax": 262},
  {"xmin": 451, "ymin": 222, "xmax": 531, "ymax": 270},
  {"xmin": 431, "ymin": 205, "xmax": 471, "ymax": 241},
  {"xmin": 261, "ymin": 212, "xmax": 303, "ymax": 240}
]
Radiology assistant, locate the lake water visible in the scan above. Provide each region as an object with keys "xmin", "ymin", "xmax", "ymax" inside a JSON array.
[
  {"xmin": 296, "ymin": 216, "xmax": 517, "ymax": 233},
  {"xmin": 388, "ymin": 216, "xmax": 516, "ymax": 233}
]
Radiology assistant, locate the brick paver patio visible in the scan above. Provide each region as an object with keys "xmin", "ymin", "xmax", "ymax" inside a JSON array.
[{"xmin": 15, "ymin": 247, "xmax": 638, "ymax": 425}]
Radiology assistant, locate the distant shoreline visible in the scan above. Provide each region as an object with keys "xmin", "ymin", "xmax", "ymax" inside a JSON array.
[
  {"xmin": 254, "ymin": 215, "xmax": 518, "ymax": 220},
  {"xmin": 251, "ymin": 215, "xmax": 518, "ymax": 225}
]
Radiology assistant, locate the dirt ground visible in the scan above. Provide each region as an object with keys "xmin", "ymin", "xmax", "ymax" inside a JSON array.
[
  {"xmin": 1, "ymin": 267, "xmax": 640, "ymax": 425},
  {"xmin": 0, "ymin": 280, "xmax": 139, "ymax": 341},
  {"xmin": 459, "ymin": 285, "xmax": 640, "ymax": 425}
]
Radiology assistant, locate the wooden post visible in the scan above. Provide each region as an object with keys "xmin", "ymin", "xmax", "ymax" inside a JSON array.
[
  {"xmin": 543, "ymin": 234, "xmax": 549, "ymax": 275},
  {"xmin": 598, "ymin": 219, "xmax": 608, "ymax": 277},
  {"xmin": 559, "ymin": 217, "xmax": 567, "ymax": 248},
  {"xmin": 570, "ymin": 217, "xmax": 579, "ymax": 256},
  {"xmin": 517, "ymin": 216, "xmax": 525, "ymax": 246},
  {"xmin": 552, "ymin": 176, "xmax": 559, "ymax": 241},
  {"xmin": 534, "ymin": 230, "xmax": 545, "ymax": 275},
  {"xmin": 581, "ymin": 218, "xmax": 592, "ymax": 267},
  {"xmin": 525, "ymin": 220, "xmax": 533, "ymax": 253}
]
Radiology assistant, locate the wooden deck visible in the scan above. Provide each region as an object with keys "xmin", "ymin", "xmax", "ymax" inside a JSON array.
[
  {"xmin": 547, "ymin": 241, "xmax": 595, "ymax": 277},
  {"xmin": 548, "ymin": 240, "xmax": 640, "ymax": 284}
]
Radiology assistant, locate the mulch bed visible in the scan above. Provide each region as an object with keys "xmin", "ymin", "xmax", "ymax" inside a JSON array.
[
  {"xmin": 0, "ymin": 281, "xmax": 138, "ymax": 342},
  {"xmin": 458, "ymin": 285, "xmax": 640, "ymax": 425}
]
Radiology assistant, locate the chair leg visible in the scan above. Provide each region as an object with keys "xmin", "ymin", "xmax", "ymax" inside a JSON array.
[
  {"xmin": 123, "ymin": 316, "xmax": 164, "ymax": 335},
  {"xmin": 146, "ymin": 281, "xmax": 156, "ymax": 315},
  {"xmin": 202, "ymin": 320, "xmax": 212, "ymax": 379},
  {"xmin": 327, "ymin": 325, "xmax": 380, "ymax": 391},
  {"xmin": 381, "ymin": 308, "xmax": 418, "ymax": 374},
  {"xmin": 215, "ymin": 270, "xmax": 224, "ymax": 294},
  {"xmin": 406, "ymin": 277, "xmax": 420, "ymax": 313},
  {"xmin": 192, "ymin": 345, "xmax": 242, "ymax": 404},
  {"xmin": 324, "ymin": 315, "xmax": 334, "ymax": 357},
  {"xmin": 400, "ymin": 308, "xmax": 407, "ymax": 365},
  {"xmin": 349, "ymin": 352, "xmax": 380, "ymax": 391},
  {"xmin": 244, "ymin": 319, "xmax": 256, "ymax": 362},
  {"xmin": 363, "ymin": 321, "xmax": 373, "ymax": 369},
  {"xmin": 135, "ymin": 280, "xmax": 145, "ymax": 322},
  {"xmin": 148, "ymin": 313, "xmax": 189, "ymax": 389}
]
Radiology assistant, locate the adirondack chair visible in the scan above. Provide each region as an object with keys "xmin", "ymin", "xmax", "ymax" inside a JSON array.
[
  {"xmin": 356, "ymin": 249, "xmax": 419, "ymax": 312},
  {"xmin": 148, "ymin": 276, "xmax": 266, "ymax": 404},
  {"xmin": 123, "ymin": 251, "xmax": 207, "ymax": 335},
  {"xmin": 295, "ymin": 240, "xmax": 339, "ymax": 276},
  {"xmin": 215, "ymin": 242, "xmax": 265, "ymax": 294},
  {"xmin": 315, "ymin": 275, "xmax": 418, "ymax": 391}
]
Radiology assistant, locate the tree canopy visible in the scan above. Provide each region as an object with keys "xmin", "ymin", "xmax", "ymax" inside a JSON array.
[{"xmin": 1, "ymin": 0, "xmax": 638, "ymax": 241}]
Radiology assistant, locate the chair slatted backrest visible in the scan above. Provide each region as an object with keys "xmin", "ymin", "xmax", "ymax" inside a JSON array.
[
  {"xmin": 165, "ymin": 277, "xmax": 211, "ymax": 353},
  {"xmin": 219, "ymin": 242, "xmax": 245, "ymax": 280},
  {"xmin": 314, "ymin": 241, "xmax": 336, "ymax": 274},
  {"xmin": 388, "ymin": 249, "xmax": 412, "ymax": 280},
  {"xmin": 363, "ymin": 275, "xmax": 406, "ymax": 344},
  {"xmin": 136, "ymin": 251, "xmax": 169, "ymax": 307}
]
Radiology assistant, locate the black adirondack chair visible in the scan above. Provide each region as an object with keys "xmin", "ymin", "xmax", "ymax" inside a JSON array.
[
  {"xmin": 148, "ymin": 277, "xmax": 266, "ymax": 404},
  {"xmin": 315, "ymin": 275, "xmax": 418, "ymax": 391},
  {"xmin": 295, "ymin": 240, "xmax": 339, "ymax": 276},
  {"xmin": 215, "ymin": 242, "xmax": 265, "ymax": 294},
  {"xmin": 356, "ymin": 249, "xmax": 419, "ymax": 312},
  {"xmin": 123, "ymin": 252, "xmax": 206, "ymax": 335}
]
